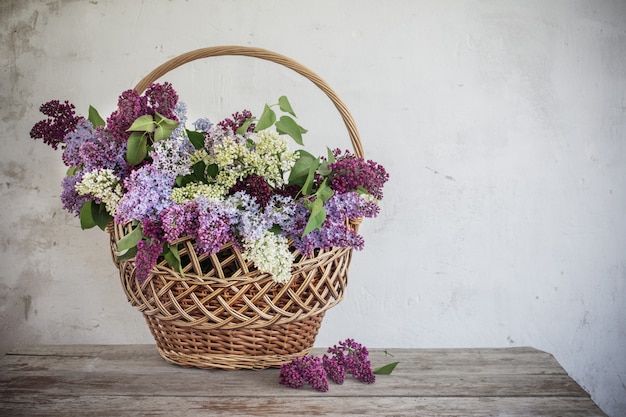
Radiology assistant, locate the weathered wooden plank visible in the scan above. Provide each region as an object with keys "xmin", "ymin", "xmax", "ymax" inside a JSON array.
[
  {"xmin": 3, "ymin": 345, "xmax": 568, "ymax": 375},
  {"xmin": 0, "ymin": 396, "xmax": 607, "ymax": 417},
  {"xmin": 0, "ymin": 345, "xmax": 606, "ymax": 416},
  {"xmin": 0, "ymin": 371, "xmax": 588, "ymax": 398}
]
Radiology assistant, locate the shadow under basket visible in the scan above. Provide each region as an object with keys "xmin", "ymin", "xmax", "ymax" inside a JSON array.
[{"xmin": 109, "ymin": 45, "xmax": 365, "ymax": 370}]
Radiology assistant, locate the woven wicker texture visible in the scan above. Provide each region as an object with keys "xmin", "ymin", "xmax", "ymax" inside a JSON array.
[{"xmin": 111, "ymin": 46, "xmax": 363, "ymax": 369}]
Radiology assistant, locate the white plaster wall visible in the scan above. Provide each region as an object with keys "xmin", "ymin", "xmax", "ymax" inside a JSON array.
[{"xmin": 1, "ymin": 0, "xmax": 625, "ymax": 415}]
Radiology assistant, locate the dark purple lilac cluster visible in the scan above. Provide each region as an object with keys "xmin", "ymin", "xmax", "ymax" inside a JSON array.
[
  {"xmin": 229, "ymin": 174, "xmax": 273, "ymax": 208},
  {"xmin": 325, "ymin": 338, "xmax": 375, "ymax": 384},
  {"xmin": 30, "ymin": 100, "xmax": 81, "ymax": 150},
  {"xmin": 329, "ymin": 149, "xmax": 389, "ymax": 200},
  {"xmin": 217, "ymin": 109, "xmax": 254, "ymax": 133},
  {"xmin": 279, "ymin": 339, "xmax": 375, "ymax": 392},
  {"xmin": 279, "ymin": 356, "xmax": 329, "ymax": 392},
  {"xmin": 106, "ymin": 82, "xmax": 179, "ymax": 144}
]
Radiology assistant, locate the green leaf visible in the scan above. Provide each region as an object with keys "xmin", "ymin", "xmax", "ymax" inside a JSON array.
[
  {"xmin": 154, "ymin": 125, "xmax": 171, "ymax": 141},
  {"xmin": 301, "ymin": 162, "xmax": 318, "ymax": 196},
  {"xmin": 79, "ymin": 201, "xmax": 97, "ymax": 230},
  {"xmin": 373, "ymin": 362, "xmax": 399, "ymax": 375},
  {"xmin": 163, "ymin": 244, "xmax": 184, "ymax": 276},
  {"xmin": 278, "ymin": 96, "xmax": 296, "ymax": 117},
  {"xmin": 154, "ymin": 112, "xmax": 179, "ymax": 129},
  {"xmin": 315, "ymin": 180, "xmax": 334, "ymax": 202},
  {"xmin": 236, "ymin": 118, "xmax": 255, "ymax": 135},
  {"xmin": 206, "ymin": 163, "xmax": 219, "ymax": 179},
  {"xmin": 88, "ymin": 105, "xmax": 105, "ymax": 127},
  {"xmin": 254, "ymin": 105, "xmax": 276, "ymax": 131},
  {"xmin": 116, "ymin": 224, "xmax": 144, "ymax": 252},
  {"xmin": 302, "ymin": 198, "xmax": 326, "ymax": 236},
  {"xmin": 288, "ymin": 150, "xmax": 318, "ymax": 187},
  {"xmin": 327, "ymin": 147, "xmax": 336, "ymax": 164},
  {"xmin": 66, "ymin": 166, "xmax": 80, "ymax": 176},
  {"xmin": 116, "ymin": 246, "xmax": 138, "ymax": 261},
  {"xmin": 187, "ymin": 130, "xmax": 205, "ymax": 150},
  {"xmin": 192, "ymin": 160, "xmax": 206, "ymax": 177},
  {"xmin": 92, "ymin": 203, "xmax": 113, "ymax": 231},
  {"xmin": 126, "ymin": 131, "xmax": 148, "ymax": 165},
  {"xmin": 126, "ymin": 114, "xmax": 155, "ymax": 132},
  {"xmin": 275, "ymin": 116, "xmax": 306, "ymax": 146}
]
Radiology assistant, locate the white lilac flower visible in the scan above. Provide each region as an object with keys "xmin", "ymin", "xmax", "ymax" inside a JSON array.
[
  {"xmin": 171, "ymin": 183, "xmax": 226, "ymax": 204},
  {"xmin": 190, "ymin": 148, "xmax": 210, "ymax": 165},
  {"xmin": 243, "ymin": 231, "xmax": 294, "ymax": 283},
  {"xmin": 150, "ymin": 136, "xmax": 193, "ymax": 178},
  {"xmin": 251, "ymin": 130, "xmax": 297, "ymax": 187},
  {"xmin": 75, "ymin": 168, "xmax": 123, "ymax": 215}
]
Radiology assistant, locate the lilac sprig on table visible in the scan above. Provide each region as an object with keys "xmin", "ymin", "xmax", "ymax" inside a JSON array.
[{"xmin": 279, "ymin": 339, "xmax": 398, "ymax": 392}]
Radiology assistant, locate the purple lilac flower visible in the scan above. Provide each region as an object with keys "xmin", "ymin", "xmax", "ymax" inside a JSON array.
[
  {"xmin": 145, "ymin": 82, "xmax": 178, "ymax": 119},
  {"xmin": 114, "ymin": 165, "xmax": 175, "ymax": 225},
  {"xmin": 160, "ymin": 202, "xmax": 199, "ymax": 243},
  {"xmin": 326, "ymin": 338, "xmax": 375, "ymax": 384},
  {"xmin": 78, "ymin": 130, "xmax": 128, "ymax": 174},
  {"xmin": 229, "ymin": 175, "xmax": 273, "ymax": 208},
  {"xmin": 279, "ymin": 356, "xmax": 329, "ymax": 392},
  {"xmin": 61, "ymin": 118, "xmax": 97, "ymax": 167},
  {"xmin": 287, "ymin": 194, "xmax": 372, "ymax": 256},
  {"xmin": 30, "ymin": 100, "xmax": 82, "ymax": 150},
  {"xmin": 325, "ymin": 192, "xmax": 380, "ymax": 220},
  {"xmin": 217, "ymin": 110, "xmax": 254, "ymax": 134},
  {"xmin": 329, "ymin": 149, "xmax": 389, "ymax": 200},
  {"xmin": 322, "ymin": 354, "xmax": 346, "ymax": 385},
  {"xmin": 60, "ymin": 173, "xmax": 89, "ymax": 216},
  {"xmin": 106, "ymin": 89, "xmax": 148, "ymax": 144},
  {"xmin": 195, "ymin": 210, "xmax": 233, "ymax": 255},
  {"xmin": 135, "ymin": 239, "xmax": 162, "ymax": 284},
  {"xmin": 141, "ymin": 220, "xmax": 165, "ymax": 242},
  {"xmin": 160, "ymin": 200, "xmax": 233, "ymax": 255},
  {"xmin": 279, "ymin": 359, "xmax": 306, "ymax": 389}
]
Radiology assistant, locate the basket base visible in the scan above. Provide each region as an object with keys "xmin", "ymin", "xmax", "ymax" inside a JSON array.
[
  {"xmin": 144, "ymin": 312, "xmax": 325, "ymax": 370},
  {"xmin": 155, "ymin": 346, "xmax": 314, "ymax": 370}
]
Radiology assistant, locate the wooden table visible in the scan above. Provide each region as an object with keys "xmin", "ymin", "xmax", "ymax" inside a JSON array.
[{"xmin": 0, "ymin": 345, "xmax": 606, "ymax": 416}]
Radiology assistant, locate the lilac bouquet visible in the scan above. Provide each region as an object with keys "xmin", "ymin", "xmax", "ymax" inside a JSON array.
[{"xmin": 31, "ymin": 83, "xmax": 388, "ymax": 284}]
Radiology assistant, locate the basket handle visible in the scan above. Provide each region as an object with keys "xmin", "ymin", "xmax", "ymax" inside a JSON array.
[{"xmin": 134, "ymin": 46, "xmax": 364, "ymax": 157}]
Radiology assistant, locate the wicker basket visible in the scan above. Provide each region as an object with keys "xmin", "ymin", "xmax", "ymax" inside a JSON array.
[{"xmin": 109, "ymin": 46, "xmax": 365, "ymax": 370}]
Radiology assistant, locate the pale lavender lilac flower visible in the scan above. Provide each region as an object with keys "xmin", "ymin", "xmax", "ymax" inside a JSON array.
[
  {"xmin": 60, "ymin": 173, "xmax": 88, "ymax": 216},
  {"xmin": 114, "ymin": 165, "xmax": 175, "ymax": 225},
  {"xmin": 170, "ymin": 101, "xmax": 188, "ymax": 140},
  {"xmin": 288, "ymin": 192, "xmax": 378, "ymax": 256},
  {"xmin": 193, "ymin": 117, "xmax": 212, "ymax": 132}
]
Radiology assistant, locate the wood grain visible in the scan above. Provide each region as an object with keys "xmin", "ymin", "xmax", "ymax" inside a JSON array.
[{"xmin": 0, "ymin": 345, "xmax": 607, "ymax": 416}]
